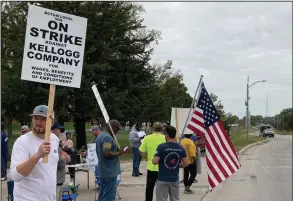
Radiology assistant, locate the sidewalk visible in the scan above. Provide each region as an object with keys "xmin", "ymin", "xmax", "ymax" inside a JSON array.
[{"xmin": 1, "ymin": 157, "xmax": 209, "ymax": 201}]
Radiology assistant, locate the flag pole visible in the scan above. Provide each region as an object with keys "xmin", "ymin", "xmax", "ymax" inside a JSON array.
[{"xmin": 181, "ymin": 75, "xmax": 204, "ymax": 136}]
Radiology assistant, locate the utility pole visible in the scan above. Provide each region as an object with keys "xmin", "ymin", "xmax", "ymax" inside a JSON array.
[
  {"xmin": 246, "ymin": 76, "xmax": 249, "ymax": 140},
  {"xmin": 245, "ymin": 77, "xmax": 266, "ymax": 140},
  {"xmin": 266, "ymin": 93, "xmax": 269, "ymax": 117}
]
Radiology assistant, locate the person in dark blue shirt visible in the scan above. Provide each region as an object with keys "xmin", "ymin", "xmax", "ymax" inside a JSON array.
[
  {"xmin": 1, "ymin": 123, "xmax": 8, "ymax": 181},
  {"xmin": 152, "ymin": 125, "xmax": 188, "ymax": 201}
]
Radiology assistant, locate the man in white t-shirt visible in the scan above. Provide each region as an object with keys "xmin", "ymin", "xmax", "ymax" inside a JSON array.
[{"xmin": 10, "ymin": 105, "xmax": 59, "ymax": 201}]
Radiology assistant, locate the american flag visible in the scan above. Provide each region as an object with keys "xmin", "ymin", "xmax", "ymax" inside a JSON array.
[{"xmin": 187, "ymin": 83, "xmax": 241, "ymax": 190}]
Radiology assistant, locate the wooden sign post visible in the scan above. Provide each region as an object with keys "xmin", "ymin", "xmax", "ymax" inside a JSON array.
[
  {"xmin": 43, "ymin": 84, "xmax": 56, "ymax": 163},
  {"xmin": 91, "ymin": 84, "xmax": 120, "ymax": 149},
  {"xmin": 21, "ymin": 5, "xmax": 88, "ymax": 163},
  {"xmin": 175, "ymin": 107, "xmax": 180, "ymax": 142}
]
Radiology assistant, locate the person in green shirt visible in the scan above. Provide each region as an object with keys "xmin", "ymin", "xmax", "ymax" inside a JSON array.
[{"xmin": 139, "ymin": 122, "xmax": 166, "ymax": 201}]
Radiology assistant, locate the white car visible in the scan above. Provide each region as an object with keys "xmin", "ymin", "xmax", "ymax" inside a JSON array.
[{"xmin": 262, "ymin": 128, "xmax": 275, "ymax": 138}]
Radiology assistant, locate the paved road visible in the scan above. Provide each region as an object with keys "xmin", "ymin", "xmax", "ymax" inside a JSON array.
[{"xmin": 202, "ymin": 134, "xmax": 292, "ymax": 201}]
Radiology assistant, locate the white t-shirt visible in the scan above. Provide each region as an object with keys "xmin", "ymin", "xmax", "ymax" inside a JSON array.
[{"xmin": 10, "ymin": 131, "xmax": 59, "ymax": 201}]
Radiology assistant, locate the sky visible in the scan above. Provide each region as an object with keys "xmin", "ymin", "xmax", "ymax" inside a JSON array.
[{"xmin": 140, "ymin": 2, "xmax": 292, "ymax": 118}]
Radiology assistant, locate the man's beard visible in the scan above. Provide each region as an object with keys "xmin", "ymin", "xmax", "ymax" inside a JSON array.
[{"xmin": 33, "ymin": 126, "xmax": 45, "ymax": 135}]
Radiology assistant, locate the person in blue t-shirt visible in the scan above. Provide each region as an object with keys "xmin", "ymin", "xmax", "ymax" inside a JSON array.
[
  {"xmin": 1, "ymin": 123, "xmax": 8, "ymax": 181},
  {"xmin": 95, "ymin": 120, "xmax": 126, "ymax": 201},
  {"xmin": 152, "ymin": 125, "xmax": 188, "ymax": 201}
]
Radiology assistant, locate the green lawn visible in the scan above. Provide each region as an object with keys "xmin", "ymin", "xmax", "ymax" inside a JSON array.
[
  {"xmin": 275, "ymin": 130, "xmax": 292, "ymax": 135},
  {"xmin": 229, "ymin": 127, "xmax": 264, "ymax": 151}
]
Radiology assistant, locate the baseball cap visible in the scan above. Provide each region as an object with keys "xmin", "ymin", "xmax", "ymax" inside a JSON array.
[
  {"xmin": 30, "ymin": 105, "xmax": 55, "ymax": 119},
  {"xmin": 51, "ymin": 122, "xmax": 63, "ymax": 130},
  {"xmin": 109, "ymin": 119, "xmax": 123, "ymax": 130},
  {"xmin": 89, "ymin": 125, "xmax": 100, "ymax": 132},
  {"xmin": 21, "ymin": 125, "xmax": 29, "ymax": 132}
]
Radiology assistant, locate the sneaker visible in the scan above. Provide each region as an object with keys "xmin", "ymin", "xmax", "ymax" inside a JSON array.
[
  {"xmin": 193, "ymin": 179, "xmax": 198, "ymax": 183},
  {"xmin": 1, "ymin": 177, "xmax": 7, "ymax": 181},
  {"xmin": 184, "ymin": 188, "xmax": 194, "ymax": 194},
  {"xmin": 139, "ymin": 172, "xmax": 143, "ymax": 175},
  {"xmin": 184, "ymin": 186, "xmax": 194, "ymax": 194}
]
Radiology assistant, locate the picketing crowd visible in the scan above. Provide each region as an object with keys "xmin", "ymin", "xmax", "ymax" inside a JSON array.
[
  {"xmin": 1, "ymin": 104, "xmax": 200, "ymax": 201},
  {"xmin": 128, "ymin": 122, "xmax": 200, "ymax": 201}
]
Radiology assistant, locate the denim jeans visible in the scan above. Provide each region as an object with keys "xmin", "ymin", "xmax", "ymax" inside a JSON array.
[
  {"xmin": 98, "ymin": 176, "xmax": 117, "ymax": 201},
  {"xmin": 1, "ymin": 154, "xmax": 7, "ymax": 178},
  {"xmin": 132, "ymin": 147, "xmax": 141, "ymax": 176}
]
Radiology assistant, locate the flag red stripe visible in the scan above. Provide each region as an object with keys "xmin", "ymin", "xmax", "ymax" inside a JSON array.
[
  {"xmin": 217, "ymin": 121, "xmax": 240, "ymax": 163},
  {"xmin": 206, "ymin": 127, "xmax": 236, "ymax": 175},
  {"xmin": 206, "ymin": 156, "xmax": 222, "ymax": 184},
  {"xmin": 208, "ymin": 175, "xmax": 216, "ymax": 189},
  {"xmin": 193, "ymin": 110, "xmax": 204, "ymax": 118},
  {"xmin": 205, "ymin": 138, "xmax": 229, "ymax": 179},
  {"xmin": 190, "ymin": 117, "xmax": 204, "ymax": 128},
  {"xmin": 187, "ymin": 124, "xmax": 205, "ymax": 138},
  {"xmin": 213, "ymin": 122, "xmax": 240, "ymax": 169}
]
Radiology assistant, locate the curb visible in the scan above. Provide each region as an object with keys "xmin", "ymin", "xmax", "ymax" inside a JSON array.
[{"xmin": 237, "ymin": 139, "xmax": 269, "ymax": 156}]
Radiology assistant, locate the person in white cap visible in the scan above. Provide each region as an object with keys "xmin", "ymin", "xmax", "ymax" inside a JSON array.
[
  {"xmin": 20, "ymin": 125, "xmax": 30, "ymax": 135},
  {"xmin": 10, "ymin": 105, "xmax": 59, "ymax": 201},
  {"xmin": 90, "ymin": 125, "xmax": 101, "ymax": 143}
]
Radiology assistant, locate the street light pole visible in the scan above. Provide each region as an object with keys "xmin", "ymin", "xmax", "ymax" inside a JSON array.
[
  {"xmin": 246, "ymin": 76, "xmax": 249, "ymax": 140},
  {"xmin": 245, "ymin": 77, "xmax": 266, "ymax": 140}
]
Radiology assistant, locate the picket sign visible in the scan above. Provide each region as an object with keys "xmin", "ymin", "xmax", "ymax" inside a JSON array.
[
  {"xmin": 91, "ymin": 85, "xmax": 120, "ymax": 148},
  {"xmin": 87, "ymin": 143, "xmax": 98, "ymax": 172},
  {"xmin": 21, "ymin": 5, "xmax": 87, "ymax": 163}
]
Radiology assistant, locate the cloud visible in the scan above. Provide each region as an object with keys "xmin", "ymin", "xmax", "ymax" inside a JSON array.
[{"xmin": 141, "ymin": 2, "xmax": 292, "ymax": 117}]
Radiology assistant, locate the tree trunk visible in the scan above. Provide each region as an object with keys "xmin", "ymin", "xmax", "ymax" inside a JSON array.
[{"xmin": 74, "ymin": 115, "xmax": 86, "ymax": 150}]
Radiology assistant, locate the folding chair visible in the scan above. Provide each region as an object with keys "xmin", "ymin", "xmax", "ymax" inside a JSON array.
[
  {"xmin": 7, "ymin": 180, "xmax": 14, "ymax": 201},
  {"xmin": 62, "ymin": 184, "xmax": 80, "ymax": 201}
]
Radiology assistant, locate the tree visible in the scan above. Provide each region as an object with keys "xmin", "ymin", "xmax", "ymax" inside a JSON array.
[
  {"xmin": 1, "ymin": 2, "xmax": 161, "ymax": 149},
  {"xmin": 226, "ymin": 113, "xmax": 239, "ymax": 125},
  {"xmin": 1, "ymin": 2, "xmax": 49, "ymax": 136},
  {"xmin": 250, "ymin": 115, "xmax": 264, "ymax": 126},
  {"xmin": 140, "ymin": 60, "xmax": 193, "ymax": 122},
  {"xmin": 275, "ymin": 108, "xmax": 293, "ymax": 130}
]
